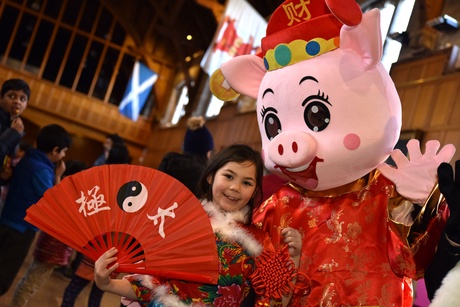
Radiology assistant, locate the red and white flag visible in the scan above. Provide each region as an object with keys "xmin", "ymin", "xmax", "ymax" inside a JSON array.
[{"xmin": 200, "ymin": 0, "xmax": 267, "ymax": 75}]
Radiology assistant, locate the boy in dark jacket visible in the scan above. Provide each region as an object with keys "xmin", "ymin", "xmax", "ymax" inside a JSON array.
[
  {"xmin": 0, "ymin": 124, "xmax": 71, "ymax": 296},
  {"xmin": 0, "ymin": 79, "xmax": 30, "ymax": 184}
]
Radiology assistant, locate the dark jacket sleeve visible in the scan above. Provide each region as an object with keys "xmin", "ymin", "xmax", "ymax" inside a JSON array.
[
  {"xmin": 425, "ymin": 233, "xmax": 460, "ymax": 301},
  {"xmin": 0, "ymin": 127, "xmax": 22, "ymax": 163}
]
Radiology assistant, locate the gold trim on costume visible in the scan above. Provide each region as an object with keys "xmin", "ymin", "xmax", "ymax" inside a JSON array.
[{"xmin": 263, "ymin": 37, "xmax": 339, "ymax": 71}]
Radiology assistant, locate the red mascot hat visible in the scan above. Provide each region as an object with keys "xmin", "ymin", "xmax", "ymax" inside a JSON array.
[{"xmin": 261, "ymin": 0, "xmax": 362, "ymax": 71}]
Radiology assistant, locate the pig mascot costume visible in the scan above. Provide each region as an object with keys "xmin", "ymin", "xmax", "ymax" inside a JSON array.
[{"xmin": 210, "ymin": 0, "xmax": 456, "ymax": 306}]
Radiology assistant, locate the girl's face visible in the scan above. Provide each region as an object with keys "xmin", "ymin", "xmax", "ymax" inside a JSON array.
[{"xmin": 209, "ymin": 161, "xmax": 257, "ymax": 213}]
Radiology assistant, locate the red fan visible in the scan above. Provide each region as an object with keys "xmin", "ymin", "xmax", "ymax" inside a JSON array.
[{"xmin": 25, "ymin": 164, "xmax": 219, "ymax": 284}]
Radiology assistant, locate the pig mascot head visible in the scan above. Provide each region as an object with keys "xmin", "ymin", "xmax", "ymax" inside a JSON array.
[{"xmin": 211, "ymin": 0, "xmax": 401, "ymax": 191}]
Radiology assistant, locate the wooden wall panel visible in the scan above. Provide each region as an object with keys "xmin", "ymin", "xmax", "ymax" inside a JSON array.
[
  {"xmin": 444, "ymin": 130, "xmax": 460, "ymax": 164},
  {"xmin": 391, "ymin": 46, "xmax": 460, "ymax": 169},
  {"xmin": 142, "ymin": 102, "xmax": 261, "ymax": 170},
  {"xmin": 411, "ymin": 83, "xmax": 436, "ymax": 128},
  {"xmin": 395, "ymin": 70, "xmax": 460, "ymax": 166},
  {"xmin": 398, "ymin": 86, "xmax": 421, "ymax": 130},
  {"xmin": 390, "ymin": 48, "xmax": 455, "ymax": 84},
  {"xmin": 430, "ymin": 78, "xmax": 459, "ymax": 128},
  {"xmin": 398, "ymin": 74, "xmax": 460, "ymax": 132}
]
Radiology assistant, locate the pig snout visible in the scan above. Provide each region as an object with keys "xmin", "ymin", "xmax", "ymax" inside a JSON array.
[{"xmin": 268, "ymin": 131, "xmax": 317, "ymax": 169}]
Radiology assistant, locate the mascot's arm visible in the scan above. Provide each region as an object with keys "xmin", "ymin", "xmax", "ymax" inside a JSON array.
[
  {"xmin": 378, "ymin": 139, "xmax": 455, "ymax": 278},
  {"xmin": 425, "ymin": 161, "xmax": 460, "ymax": 301},
  {"xmin": 386, "ymin": 185, "xmax": 448, "ymax": 279}
]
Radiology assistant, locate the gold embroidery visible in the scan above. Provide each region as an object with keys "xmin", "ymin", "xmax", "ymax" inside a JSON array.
[
  {"xmin": 320, "ymin": 282, "xmax": 337, "ymax": 307},
  {"xmin": 346, "ymin": 221, "xmax": 361, "ymax": 242},
  {"xmin": 325, "ymin": 209, "xmax": 344, "ymax": 244},
  {"xmin": 318, "ymin": 260, "xmax": 338, "ymax": 273},
  {"xmin": 279, "ymin": 212, "xmax": 292, "ymax": 228}
]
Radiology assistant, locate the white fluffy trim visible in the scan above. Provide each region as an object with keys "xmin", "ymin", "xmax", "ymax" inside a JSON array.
[
  {"xmin": 131, "ymin": 276, "xmax": 205, "ymax": 307},
  {"xmin": 152, "ymin": 284, "xmax": 205, "ymax": 307},
  {"xmin": 430, "ymin": 260, "xmax": 460, "ymax": 306},
  {"xmin": 203, "ymin": 201, "xmax": 263, "ymax": 256}
]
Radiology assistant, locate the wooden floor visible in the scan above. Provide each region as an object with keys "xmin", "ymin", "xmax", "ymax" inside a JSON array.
[{"xmin": 0, "ymin": 240, "xmax": 121, "ymax": 307}]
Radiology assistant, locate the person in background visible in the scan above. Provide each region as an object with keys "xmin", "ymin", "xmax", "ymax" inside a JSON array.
[
  {"xmin": 0, "ymin": 124, "xmax": 71, "ymax": 296},
  {"xmin": 0, "ymin": 141, "xmax": 31, "ymax": 215},
  {"xmin": 425, "ymin": 160, "xmax": 460, "ymax": 306},
  {"xmin": 94, "ymin": 144, "xmax": 302, "ymax": 306},
  {"xmin": 61, "ymin": 145, "xmax": 130, "ymax": 307},
  {"xmin": 158, "ymin": 116, "xmax": 214, "ymax": 196},
  {"xmin": 9, "ymin": 160, "xmax": 88, "ymax": 307},
  {"xmin": 0, "ymin": 79, "xmax": 30, "ymax": 185},
  {"xmin": 106, "ymin": 143, "xmax": 131, "ymax": 165},
  {"xmin": 93, "ymin": 133, "xmax": 126, "ymax": 166}
]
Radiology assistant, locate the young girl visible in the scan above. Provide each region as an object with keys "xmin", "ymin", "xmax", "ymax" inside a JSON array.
[{"xmin": 94, "ymin": 144, "xmax": 302, "ymax": 306}]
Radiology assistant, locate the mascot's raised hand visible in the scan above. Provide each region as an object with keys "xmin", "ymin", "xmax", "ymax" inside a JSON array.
[{"xmin": 378, "ymin": 139, "xmax": 455, "ymax": 205}]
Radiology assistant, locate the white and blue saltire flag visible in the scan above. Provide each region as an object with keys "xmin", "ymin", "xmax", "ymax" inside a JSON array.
[{"xmin": 119, "ymin": 61, "xmax": 158, "ymax": 121}]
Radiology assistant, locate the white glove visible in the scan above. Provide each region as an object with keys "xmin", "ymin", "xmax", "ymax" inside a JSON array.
[{"xmin": 377, "ymin": 139, "xmax": 456, "ymax": 204}]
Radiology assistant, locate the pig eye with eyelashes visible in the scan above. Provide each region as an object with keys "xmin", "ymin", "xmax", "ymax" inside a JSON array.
[
  {"xmin": 302, "ymin": 92, "xmax": 331, "ymax": 132},
  {"xmin": 261, "ymin": 106, "xmax": 282, "ymax": 140}
]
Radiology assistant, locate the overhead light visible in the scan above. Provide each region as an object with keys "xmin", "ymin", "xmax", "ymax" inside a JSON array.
[
  {"xmin": 186, "ymin": 35, "xmax": 192, "ymax": 41},
  {"xmin": 426, "ymin": 14, "xmax": 459, "ymax": 32}
]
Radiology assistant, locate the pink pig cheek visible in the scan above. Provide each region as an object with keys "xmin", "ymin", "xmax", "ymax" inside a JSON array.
[{"xmin": 343, "ymin": 133, "xmax": 361, "ymax": 150}]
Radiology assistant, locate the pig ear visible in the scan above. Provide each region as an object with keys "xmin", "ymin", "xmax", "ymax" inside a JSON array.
[
  {"xmin": 219, "ymin": 55, "xmax": 266, "ymax": 99},
  {"xmin": 340, "ymin": 9, "xmax": 382, "ymax": 71},
  {"xmin": 325, "ymin": 0, "xmax": 362, "ymax": 26}
]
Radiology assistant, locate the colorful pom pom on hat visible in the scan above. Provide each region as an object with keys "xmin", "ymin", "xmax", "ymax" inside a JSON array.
[{"xmin": 261, "ymin": 0, "xmax": 362, "ymax": 71}]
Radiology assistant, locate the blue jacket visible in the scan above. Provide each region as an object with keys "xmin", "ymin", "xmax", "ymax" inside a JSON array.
[{"xmin": 0, "ymin": 148, "xmax": 55, "ymax": 233}]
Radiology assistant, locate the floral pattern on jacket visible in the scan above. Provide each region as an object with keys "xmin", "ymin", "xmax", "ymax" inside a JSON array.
[{"xmin": 121, "ymin": 201, "xmax": 281, "ymax": 307}]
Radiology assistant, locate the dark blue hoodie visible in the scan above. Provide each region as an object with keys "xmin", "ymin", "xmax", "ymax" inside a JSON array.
[{"xmin": 0, "ymin": 147, "xmax": 55, "ymax": 233}]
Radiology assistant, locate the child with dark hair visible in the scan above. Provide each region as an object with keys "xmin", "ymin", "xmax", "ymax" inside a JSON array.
[
  {"xmin": 93, "ymin": 133, "xmax": 126, "ymax": 166},
  {"xmin": 0, "ymin": 123, "xmax": 71, "ymax": 296},
  {"xmin": 60, "ymin": 143, "xmax": 131, "ymax": 307},
  {"xmin": 94, "ymin": 144, "xmax": 302, "ymax": 306},
  {"xmin": 0, "ymin": 78, "xmax": 30, "ymax": 184},
  {"xmin": 1, "ymin": 79, "xmax": 30, "ymax": 100},
  {"xmin": 106, "ymin": 143, "xmax": 131, "ymax": 165},
  {"xmin": 158, "ymin": 116, "xmax": 214, "ymax": 196},
  {"xmin": 10, "ymin": 160, "xmax": 88, "ymax": 307}
]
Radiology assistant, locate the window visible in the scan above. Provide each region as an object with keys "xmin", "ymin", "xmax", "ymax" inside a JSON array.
[
  {"xmin": 160, "ymin": 82, "xmax": 190, "ymax": 128},
  {"xmin": 380, "ymin": 0, "xmax": 416, "ymax": 71},
  {"xmin": 0, "ymin": 0, "xmax": 153, "ymax": 118}
]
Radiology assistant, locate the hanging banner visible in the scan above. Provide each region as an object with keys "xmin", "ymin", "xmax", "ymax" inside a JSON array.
[{"xmin": 200, "ymin": 0, "xmax": 267, "ymax": 75}]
